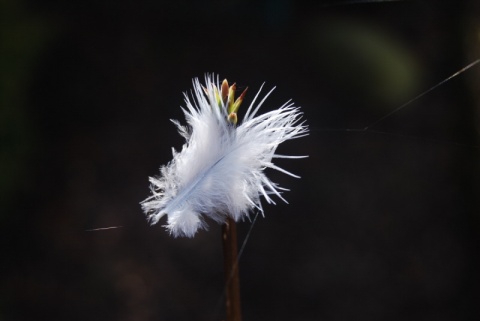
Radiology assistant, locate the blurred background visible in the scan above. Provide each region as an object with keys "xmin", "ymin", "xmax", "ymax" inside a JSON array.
[{"xmin": 1, "ymin": 0, "xmax": 480, "ymax": 320}]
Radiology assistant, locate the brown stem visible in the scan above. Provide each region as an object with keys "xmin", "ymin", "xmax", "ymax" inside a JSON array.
[{"xmin": 222, "ymin": 217, "xmax": 242, "ymax": 321}]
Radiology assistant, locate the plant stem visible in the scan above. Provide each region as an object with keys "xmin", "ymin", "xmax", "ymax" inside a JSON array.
[{"xmin": 222, "ymin": 217, "xmax": 242, "ymax": 321}]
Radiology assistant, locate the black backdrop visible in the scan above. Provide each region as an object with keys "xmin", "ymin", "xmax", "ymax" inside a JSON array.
[{"xmin": 1, "ymin": 1, "xmax": 479, "ymax": 320}]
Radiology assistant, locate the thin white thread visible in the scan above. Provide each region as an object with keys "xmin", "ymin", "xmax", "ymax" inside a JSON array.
[
  {"xmin": 85, "ymin": 226, "xmax": 123, "ymax": 232},
  {"xmin": 311, "ymin": 58, "xmax": 480, "ymax": 147},
  {"xmin": 362, "ymin": 58, "xmax": 480, "ymax": 131}
]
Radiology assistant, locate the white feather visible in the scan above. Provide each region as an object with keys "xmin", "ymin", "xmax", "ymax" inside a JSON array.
[{"xmin": 141, "ymin": 75, "xmax": 308, "ymax": 237}]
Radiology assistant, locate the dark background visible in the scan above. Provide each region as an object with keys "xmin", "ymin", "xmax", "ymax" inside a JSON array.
[{"xmin": 1, "ymin": 0, "xmax": 479, "ymax": 320}]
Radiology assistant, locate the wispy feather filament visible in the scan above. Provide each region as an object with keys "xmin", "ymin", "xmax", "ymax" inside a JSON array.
[{"xmin": 141, "ymin": 75, "xmax": 308, "ymax": 237}]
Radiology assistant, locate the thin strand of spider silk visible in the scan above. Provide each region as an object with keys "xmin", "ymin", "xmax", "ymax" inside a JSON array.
[
  {"xmin": 212, "ymin": 212, "xmax": 260, "ymax": 320},
  {"xmin": 311, "ymin": 128, "xmax": 480, "ymax": 149},
  {"xmin": 237, "ymin": 212, "xmax": 259, "ymax": 261},
  {"xmin": 361, "ymin": 58, "xmax": 480, "ymax": 131},
  {"xmin": 85, "ymin": 226, "xmax": 123, "ymax": 232}
]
